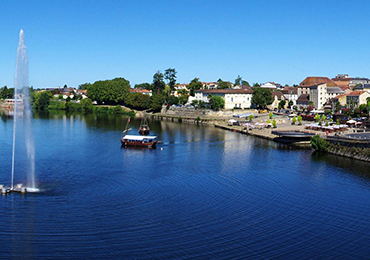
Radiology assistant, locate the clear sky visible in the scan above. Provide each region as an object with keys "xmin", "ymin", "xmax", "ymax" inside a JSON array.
[{"xmin": 1, "ymin": 0, "xmax": 370, "ymax": 89}]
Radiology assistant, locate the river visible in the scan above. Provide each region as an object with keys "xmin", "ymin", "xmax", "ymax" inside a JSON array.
[{"xmin": 1, "ymin": 111, "xmax": 370, "ymax": 259}]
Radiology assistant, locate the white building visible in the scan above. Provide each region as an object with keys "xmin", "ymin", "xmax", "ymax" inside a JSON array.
[{"xmin": 194, "ymin": 89, "xmax": 253, "ymax": 109}]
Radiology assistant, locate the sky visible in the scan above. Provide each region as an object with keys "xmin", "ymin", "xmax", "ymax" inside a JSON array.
[{"xmin": 1, "ymin": 0, "xmax": 370, "ymax": 89}]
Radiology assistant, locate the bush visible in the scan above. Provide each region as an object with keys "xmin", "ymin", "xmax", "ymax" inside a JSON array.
[{"xmin": 310, "ymin": 135, "xmax": 329, "ymax": 152}]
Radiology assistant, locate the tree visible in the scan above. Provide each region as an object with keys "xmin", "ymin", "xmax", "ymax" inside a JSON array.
[
  {"xmin": 253, "ymin": 83, "xmax": 260, "ymax": 87},
  {"xmin": 235, "ymin": 75, "xmax": 242, "ymax": 86},
  {"xmin": 153, "ymin": 71, "xmax": 166, "ymax": 94},
  {"xmin": 125, "ymin": 92, "xmax": 151, "ymax": 110},
  {"xmin": 188, "ymin": 77, "xmax": 203, "ymax": 96},
  {"xmin": 80, "ymin": 98, "xmax": 94, "ymax": 113},
  {"xmin": 164, "ymin": 68, "xmax": 177, "ymax": 91},
  {"xmin": 87, "ymin": 77, "xmax": 130, "ymax": 105},
  {"xmin": 251, "ymin": 87, "xmax": 273, "ymax": 109},
  {"xmin": 279, "ymin": 100, "xmax": 286, "ymax": 109},
  {"xmin": 33, "ymin": 91, "xmax": 52, "ymax": 110},
  {"xmin": 0, "ymin": 86, "xmax": 14, "ymax": 99},
  {"xmin": 149, "ymin": 94, "xmax": 166, "ymax": 112},
  {"xmin": 210, "ymin": 95, "xmax": 224, "ymax": 110},
  {"xmin": 288, "ymin": 100, "xmax": 294, "ymax": 108},
  {"xmin": 241, "ymin": 80, "xmax": 250, "ymax": 87},
  {"xmin": 217, "ymin": 80, "xmax": 232, "ymax": 89}
]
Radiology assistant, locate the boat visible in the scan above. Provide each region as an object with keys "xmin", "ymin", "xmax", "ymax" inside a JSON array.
[
  {"xmin": 121, "ymin": 135, "xmax": 157, "ymax": 148},
  {"xmin": 121, "ymin": 117, "xmax": 157, "ymax": 148},
  {"xmin": 139, "ymin": 114, "xmax": 150, "ymax": 135}
]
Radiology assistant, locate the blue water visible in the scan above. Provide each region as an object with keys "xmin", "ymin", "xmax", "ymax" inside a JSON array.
[{"xmin": 1, "ymin": 112, "xmax": 370, "ymax": 259}]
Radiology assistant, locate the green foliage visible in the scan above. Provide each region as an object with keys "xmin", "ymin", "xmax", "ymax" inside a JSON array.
[
  {"xmin": 217, "ymin": 80, "xmax": 232, "ymax": 89},
  {"xmin": 297, "ymin": 115, "xmax": 302, "ymax": 125},
  {"xmin": 314, "ymin": 114, "xmax": 321, "ymax": 121},
  {"xmin": 310, "ymin": 135, "xmax": 329, "ymax": 152},
  {"xmin": 58, "ymin": 94, "xmax": 63, "ymax": 100},
  {"xmin": 0, "ymin": 86, "xmax": 14, "ymax": 99},
  {"xmin": 125, "ymin": 92, "xmax": 151, "ymax": 110},
  {"xmin": 153, "ymin": 71, "xmax": 166, "ymax": 94},
  {"xmin": 80, "ymin": 98, "xmax": 94, "ymax": 113},
  {"xmin": 188, "ymin": 78, "xmax": 203, "ymax": 96},
  {"xmin": 149, "ymin": 94, "xmax": 166, "ymax": 112},
  {"xmin": 48, "ymin": 101, "xmax": 66, "ymax": 110},
  {"xmin": 288, "ymin": 100, "xmax": 294, "ymax": 107},
  {"xmin": 249, "ymin": 115, "xmax": 253, "ymax": 121},
  {"xmin": 292, "ymin": 116, "xmax": 297, "ymax": 124},
  {"xmin": 78, "ymin": 83, "xmax": 92, "ymax": 90},
  {"xmin": 251, "ymin": 87, "xmax": 273, "ymax": 109},
  {"xmin": 167, "ymin": 95, "xmax": 179, "ymax": 106},
  {"xmin": 267, "ymin": 119, "xmax": 271, "ymax": 124},
  {"xmin": 269, "ymin": 112, "xmax": 273, "ymax": 119},
  {"xmin": 210, "ymin": 95, "xmax": 225, "ymax": 110},
  {"xmin": 178, "ymin": 116, "xmax": 182, "ymax": 123},
  {"xmin": 336, "ymin": 119, "xmax": 340, "ymax": 125},
  {"xmin": 279, "ymin": 100, "xmax": 286, "ymax": 109},
  {"xmin": 87, "ymin": 77, "xmax": 130, "ymax": 105},
  {"xmin": 164, "ymin": 68, "xmax": 177, "ymax": 91},
  {"xmin": 272, "ymin": 119, "xmax": 277, "ymax": 128},
  {"xmin": 33, "ymin": 91, "xmax": 52, "ymax": 110},
  {"xmin": 235, "ymin": 75, "xmax": 242, "ymax": 86}
]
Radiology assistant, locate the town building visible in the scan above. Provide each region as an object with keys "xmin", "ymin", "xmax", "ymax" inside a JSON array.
[{"xmin": 194, "ymin": 89, "xmax": 253, "ymax": 109}]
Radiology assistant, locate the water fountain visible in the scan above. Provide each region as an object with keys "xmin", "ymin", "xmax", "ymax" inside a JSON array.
[{"xmin": 2, "ymin": 29, "xmax": 39, "ymax": 194}]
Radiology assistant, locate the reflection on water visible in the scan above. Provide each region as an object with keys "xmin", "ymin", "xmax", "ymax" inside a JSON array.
[{"xmin": 1, "ymin": 112, "xmax": 370, "ymax": 259}]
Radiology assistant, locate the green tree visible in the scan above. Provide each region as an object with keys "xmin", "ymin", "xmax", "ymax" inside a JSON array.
[
  {"xmin": 235, "ymin": 75, "xmax": 242, "ymax": 86},
  {"xmin": 251, "ymin": 87, "xmax": 273, "ymax": 109},
  {"xmin": 80, "ymin": 98, "xmax": 94, "ymax": 113},
  {"xmin": 188, "ymin": 78, "xmax": 203, "ymax": 96},
  {"xmin": 0, "ymin": 86, "xmax": 14, "ymax": 99},
  {"xmin": 310, "ymin": 135, "xmax": 329, "ymax": 152},
  {"xmin": 153, "ymin": 71, "xmax": 166, "ymax": 94},
  {"xmin": 217, "ymin": 80, "xmax": 232, "ymax": 89},
  {"xmin": 164, "ymin": 68, "xmax": 177, "ymax": 91},
  {"xmin": 33, "ymin": 91, "xmax": 52, "ymax": 110},
  {"xmin": 288, "ymin": 100, "xmax": 294, "ymax": 108},
  {"xmin": 253, "ymin": 83, "xmax": 260, "ymax": 87},
  {"xmin": 149, "ymin": 94, "xmax": 166, "ymax": 112},
  {"xmin": 279, "ymin": 100, "xmax": 286, "ymax": 109},
  {"xmin": 210, "ymin": 95, "xmax": 224, "ymax": 110},
  {"xmin": 87, "ymin": 77, "xmax": 130, "ymax": 105},
  {"xmin": 78, "ymin": 83, "xmax": 92, "ymax": 90},
  {"xmin": 125, "ymin": 92, "xmax": 151, "ymax": 110},
  {"xmin": 241, "ymin": 80, "xmax": 250, "ymax": 86}
]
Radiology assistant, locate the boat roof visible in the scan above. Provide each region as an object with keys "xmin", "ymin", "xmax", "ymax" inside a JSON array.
[{"xmin": 122, "ymin": 135, "xmax": 157, "ymax": 141}]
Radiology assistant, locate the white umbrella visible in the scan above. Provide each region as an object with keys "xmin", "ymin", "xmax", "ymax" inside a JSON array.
[{"xmin": 346, "ymin": 119, "xmax": 356, "ymax": 124}]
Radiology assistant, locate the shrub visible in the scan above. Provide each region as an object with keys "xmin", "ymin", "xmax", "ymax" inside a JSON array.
[{"xmin": 310, "ymin": 135, "xmax": 329, "ymax": 152}]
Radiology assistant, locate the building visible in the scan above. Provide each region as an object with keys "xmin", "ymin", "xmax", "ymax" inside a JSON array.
[
  {"xmin": 332, "ymin": 91, "xmax": 370, "ymax": 108},
  {"xmin": 194, "ymin": 89, "xmax": 253, "ymax": 109},
  {"xmin": 299, "ymin": 76, "xmax": 337, "ymax": 87},
  {"xmin": 281, "ymin": 87, "xmax": 298, "ymax": 106},
  {"xmin": 129, "ymin": 88, "xmax": 153, "ymax": 96},
  {"xmin": 349, "ymin": 78, "xmax": 370, "ymax": 87}
]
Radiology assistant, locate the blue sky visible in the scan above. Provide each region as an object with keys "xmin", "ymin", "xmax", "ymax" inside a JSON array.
[{"xmin": 1, "ymin": 0, "xmax": 370, "ymax": 89}]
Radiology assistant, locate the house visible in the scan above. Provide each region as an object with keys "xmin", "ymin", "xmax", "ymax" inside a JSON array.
[
  {"xmin": 299, "ymin": 76, "xmax": 338, "ymax": 87},
  {"xmin": 268, "ymin": 91, "xmax": 286, "ymax": 110},
  {"xmin": 332, "ymin": 74, "xmax": 351, "ymax": 87},
  {"xmin": 296, "ymin": 94, "xmax": 310, "ymax": 107},
  {"xmin": 194, "ymin": 89, "xmax": 253, "ymax": 109},
  {"xmin": 349, "ymin": 78, "xmax": 370, "ymax": 87},
  {"xmin": 281, "ymin": 87, "xmax": 298, "ymax": 106},
  {"xmin": 129, "ymin": 88, "xmax": 153, "ymax": 96},
  {"xmin": 332, "ymin": 91, "xmax": 370, "ymax": 108},
  {"xmin": 203, "ymin": 82, "xmax": 218, "ymax": 90},
  {"xmin": 260, "ymin": 82, "xmax": 277, "ymax": 89},
  {"xmin": 353, "ymin": 83, "xmax": 370, "ymax": 93}
]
